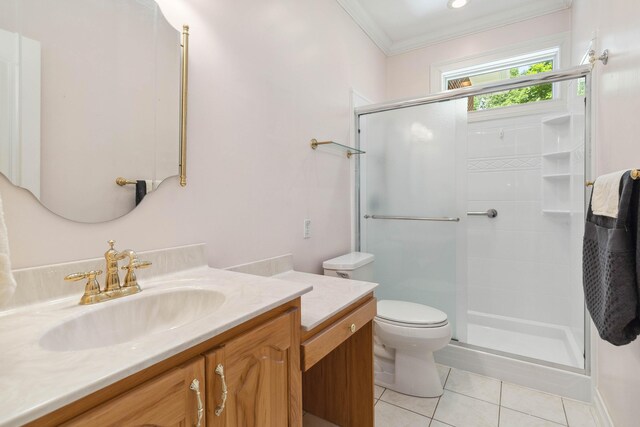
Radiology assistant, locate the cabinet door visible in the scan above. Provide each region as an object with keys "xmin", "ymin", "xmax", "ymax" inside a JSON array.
[
  {"xmin": 206, "ymin": 310, "xmax": 296, "ymax": 427},
  {"xmin": 64, "ymin": 357, "xmax": 206, "ymax": 427}
]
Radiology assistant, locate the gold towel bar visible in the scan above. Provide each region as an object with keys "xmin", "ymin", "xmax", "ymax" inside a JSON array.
[
  {"xmin": 115, "ymin": 177, "xmax": 137, "ymax": 186},
  {"xmin": 586, "ymin": 169, "xmax": 640, "ymax": 186}
]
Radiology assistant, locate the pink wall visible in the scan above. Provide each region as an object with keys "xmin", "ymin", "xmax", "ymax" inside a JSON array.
[
  {"xmin": 386, "ymin": 10, "xmax": 572, "ymax": 100},
  {"xmin": 0, "ymin": 0, "xmax": 386, "ymax": 272},
  {"xmin": 572, "ymin": 1, "xmax": 640, "ymax": 426}
]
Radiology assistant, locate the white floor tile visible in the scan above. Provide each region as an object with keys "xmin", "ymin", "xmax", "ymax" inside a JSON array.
[
  {"xmin": 501, "ymin": 383, "xmax": 567, "ymax": 425},
  {"xmin": 379, "ymin": 389, "xmax": 439, "ymax": 418},
  {"xmin": 499, "ymin": 408, "xmax": 564, "ymax": 427},
  {"xmin": 303, "ymin": 413, "xmax": 340, "ymax": 427},
  {"xmin": 444, "ymin": 369, "xmax": 502, "ymax": 404},
  {"xmin": 433, "ymin": 391, "xmax": 499, "ymax": 427},
  {"xmin": 437, "ymin": 364, "xmax": 451, "ymax": 386},
  {"xmin": 562, "ymin": 399, "xmax": 598, "ymax": 427},
  {"xmin": 375, "ymin": 385, "xmax": 385, "ymax": 399},
  {"xmin": 430, "ymin": 421, "xmax": 454, "ymax": 427},
  {"xmin": 375, "ymin": 400, "xmax": 431, "ymax": 427}
]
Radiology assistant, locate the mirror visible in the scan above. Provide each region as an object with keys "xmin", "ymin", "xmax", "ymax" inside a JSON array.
[{"xmin": 0, "ymin": 0, "xmax": 187, "ymax": 223}]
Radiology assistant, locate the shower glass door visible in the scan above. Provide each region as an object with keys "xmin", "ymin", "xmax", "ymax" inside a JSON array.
[
  {"xmin": 357, "ymin": 75, "xmax": 588, "ymax": 371},
  {"xmin": 358, "ymin": 99, "xmax": 468, "ymax": 339}
]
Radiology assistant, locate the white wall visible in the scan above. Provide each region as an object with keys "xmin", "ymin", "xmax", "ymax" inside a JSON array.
[
  {"xmin": 386, "ymin": 9, "xmax": 572, "ymax": 99},
  {"xmin": 571, "ymin": 1, "xmax": 640, "ymax": 426},
  {"xmin": 0, "ymin": 0, "xmax": 386, "ymax": 271}
]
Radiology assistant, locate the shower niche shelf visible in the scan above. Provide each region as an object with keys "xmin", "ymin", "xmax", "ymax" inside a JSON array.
[
  {"xmin": 542, "ymin": 113, "xmax": 573, "ymax": 214},
  {"xmin": 310, "ymin": 139, "xmax": 365, "ymax": 158}
]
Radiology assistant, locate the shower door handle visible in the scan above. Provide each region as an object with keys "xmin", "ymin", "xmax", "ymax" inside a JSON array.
[{"xmin": 467, "ymin": 209, "xmax": 498, "ymax": 218}]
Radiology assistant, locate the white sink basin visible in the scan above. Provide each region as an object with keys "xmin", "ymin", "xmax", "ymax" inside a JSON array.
[{"xmin": 40, "ymin": 288, "xmax": 225, "ymax": 351}]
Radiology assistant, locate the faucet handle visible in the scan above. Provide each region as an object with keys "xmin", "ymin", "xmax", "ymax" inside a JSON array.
[
  {"xmin": 120, "ymin": 260, "xmax": 152, "ymax": 295},
  {"xmin": 121, "ymin": 260, "xmax": 152, "ymax": 270},
  {"xmin": 64, "ymin": 270, "xmax": 104, "ymax": 305},
  {"xmin": 64, "ymin": 270, "xmax": 102, "ymax": 282}
]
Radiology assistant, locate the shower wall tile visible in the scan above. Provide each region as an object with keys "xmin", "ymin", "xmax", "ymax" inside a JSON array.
[
  {"xmin": 469, "ymin": 230, "xmax": 569, "ymax": 265},
  {"xmin": 468, "ymin": 257, "xmax": 571, "ymax": 298},
  {"xmin": 467, "ymin": 156, "xmax": 541, "ymax": 171},
  {"xmin": 515, "ymin": 169, "xmax": 543, "ymax": 201},
  {"xmin": 513, "ymin": 202, "xmax": 568, "ymax": 233},
  {"xmin": 465, "ymin": 114, "xmax": 579, "ymax": 333},
  {"xmin": 468, "ymin": 171, "xmax": 516, "ymax": 201},
  {"xmin": 468, "ymin": 128, "xmax": 516, "ymax": 158},
  {"xmin": 515, "ymin": 125, "xmax": 543, "ymax": 155}
]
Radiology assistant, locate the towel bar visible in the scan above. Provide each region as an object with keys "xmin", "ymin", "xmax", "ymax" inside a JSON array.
[{"xmin": 115, "ymin": 177, "xmax": 137, "ymax": 186}]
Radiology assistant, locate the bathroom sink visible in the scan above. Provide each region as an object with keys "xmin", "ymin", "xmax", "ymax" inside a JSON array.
[{"xmin": 39, "ymin": 288, "xmax": 225, "ymax": 351}]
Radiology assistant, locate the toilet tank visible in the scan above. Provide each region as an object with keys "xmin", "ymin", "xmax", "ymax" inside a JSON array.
[{"xmin": 323, "ymin": 252, "xmax": 375, "ymax": 281}]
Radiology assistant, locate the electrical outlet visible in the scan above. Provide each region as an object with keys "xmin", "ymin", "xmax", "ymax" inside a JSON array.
[{"xmin": 303, "ymin": 219, "xmax": 311, "ymax": 239}]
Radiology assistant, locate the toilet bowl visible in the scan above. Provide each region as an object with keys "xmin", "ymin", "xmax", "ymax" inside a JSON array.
[
  {"xmin": 322, "ymin": 253, "xmax": 451, "ymax": 397},
  {"xmin": 374, "ymin": 300, "xmax": 451, "ymax": 397}
]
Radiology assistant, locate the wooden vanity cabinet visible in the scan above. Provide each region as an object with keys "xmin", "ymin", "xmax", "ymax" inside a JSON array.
[
  {"xmin": 63, "ymin": 357, "xmax": 206, "ymax": 426},
  {"xmin": 32, "ymin": 301, "xmax": 302, "ymax": 427},
  {"xmin": 302, "ymin": 295, "xmax": 377, "ymax": 427},
  {"xmin": 206, "ymin": 310, "xmax": 296, "ymax": 427}
]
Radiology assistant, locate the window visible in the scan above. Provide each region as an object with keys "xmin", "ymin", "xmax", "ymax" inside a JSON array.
[{"xmin": 442, "ymin": 48, "xmax": 558, "ymax": 112}]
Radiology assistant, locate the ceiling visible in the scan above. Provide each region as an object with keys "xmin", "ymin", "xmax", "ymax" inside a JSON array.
[{"xmin": 335, "ymin": 0, "xmax": 572, "ymax": 56}]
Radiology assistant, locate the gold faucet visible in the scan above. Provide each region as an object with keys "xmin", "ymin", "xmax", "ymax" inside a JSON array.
[{"xmin": 64, "ymin": 240, "xmax": 152, "ymax": 305}]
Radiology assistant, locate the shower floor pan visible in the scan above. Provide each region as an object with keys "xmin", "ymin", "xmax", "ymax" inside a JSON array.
[{"xmin": 465, "ymin": 311, "xmax": 583, "ymax": 369}]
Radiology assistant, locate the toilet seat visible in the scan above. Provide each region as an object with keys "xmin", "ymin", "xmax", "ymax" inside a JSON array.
[
  {"xmin": 375, "ymin": 316, "xmax": 448, "ymax": 329},
  {"xmin": 376, "ymin": 300, "xmax": 448, "ymax": 328}
]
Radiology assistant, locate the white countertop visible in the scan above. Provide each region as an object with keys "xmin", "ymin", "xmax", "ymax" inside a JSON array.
[
  {"xmin": 0, "ymin": 266, "xmax": 312, "ymax": 426},
  {"xmin": 272, "ymin": 271, "xmax": 378, "ymax": 331}
]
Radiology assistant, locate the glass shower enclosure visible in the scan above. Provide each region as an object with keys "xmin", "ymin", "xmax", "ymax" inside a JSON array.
[{"xmin": 356, "ymin": 67, "xmax": 590, "ymax": 371}]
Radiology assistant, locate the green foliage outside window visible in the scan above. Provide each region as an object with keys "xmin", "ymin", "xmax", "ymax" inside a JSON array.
[{"xmin": 472, "ymin": 61, "xmax": 554, "ymax": 110}]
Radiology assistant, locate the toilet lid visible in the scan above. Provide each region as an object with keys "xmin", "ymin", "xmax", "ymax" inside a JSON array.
[{"xmin": 377, "ymin": 300, "xmax": 448, "ymax": 326}]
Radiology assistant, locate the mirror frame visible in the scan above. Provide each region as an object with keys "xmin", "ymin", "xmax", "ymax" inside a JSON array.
[{"xmin": 180, "ymin": 25, "xmax": 189, "ymax": 187}]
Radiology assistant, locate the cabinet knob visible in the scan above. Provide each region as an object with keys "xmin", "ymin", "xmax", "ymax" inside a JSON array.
[{"xmin": 350, "ymin": 323, "xmax": 356, "ymax": 333}]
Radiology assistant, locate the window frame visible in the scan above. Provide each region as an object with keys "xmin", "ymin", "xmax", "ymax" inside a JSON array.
[{"xmin": 431, "ymin": 33, "xmax": 569, "ymax": 121}]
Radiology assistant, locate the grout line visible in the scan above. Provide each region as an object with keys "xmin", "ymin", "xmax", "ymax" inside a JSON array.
[
  {"xmin": 440, "ymin": 388, "xmax": 500, "ymax": 406},
  {"xmin": 379, "ymin": 400, "xmax": 434, "ymax": 420},
  {"xmin": 431, "ymin": 395, "xmax": 443, "ymax": 425},
  {"xmin": 501, "ymin": 406, "xmax": 567, "ymax": 426},
  {"xmin": 442, "ymin": 366, "xmax": 452, "ymax": 388},
  {"xmin": 561, "ymin": 397, "xmax": 570, "ymax": 426},
  {"xmin": 498, "ymin": 381, "xmax": 503, "ymax": 426}
]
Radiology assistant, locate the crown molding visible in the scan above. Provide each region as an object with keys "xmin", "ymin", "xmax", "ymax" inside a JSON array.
[
  {"xmin": 334, "ymin": 0, "xmax": 392, "ymax": 55},
  {"xmin": 336, "ymin": 0, "xmax": 572, "ymax": 57}
]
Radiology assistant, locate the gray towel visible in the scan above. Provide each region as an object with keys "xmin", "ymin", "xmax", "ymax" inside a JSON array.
[{"xmin": 583, "ymin": 171, "xmax": 640, "ymax": 345}]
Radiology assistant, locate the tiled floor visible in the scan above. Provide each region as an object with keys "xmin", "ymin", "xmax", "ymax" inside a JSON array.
[{"xmin": 373, "ymin": 365, "xmax": 600, "ymax": 427}]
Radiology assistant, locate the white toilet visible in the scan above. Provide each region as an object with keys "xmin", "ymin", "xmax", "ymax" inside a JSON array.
[{"xmin": 323, "ymin": 252, "xmax": 452, "ymax": 398}]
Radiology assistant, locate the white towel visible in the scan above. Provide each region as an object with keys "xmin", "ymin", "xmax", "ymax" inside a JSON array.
[
  {"xmin": 144, "ymin": 180, "xmax": 162, "ymax": 193},
  {"xmin": 592, "ymin": 169, "xmax": 628, "ymax": 218},
  {"xmin": 0, "ymin": 192, "xmax": 16, "ymax": 307}
]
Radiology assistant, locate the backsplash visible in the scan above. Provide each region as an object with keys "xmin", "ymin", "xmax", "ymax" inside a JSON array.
[{"xmin": 3, "ymin": 244, "xmax": 207, "ymax": 312}]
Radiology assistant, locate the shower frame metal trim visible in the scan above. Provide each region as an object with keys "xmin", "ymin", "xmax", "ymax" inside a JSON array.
[{"xmin": 354, "ymin": 64, "xmax": 593, "ymax": 376}]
